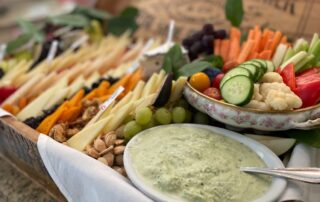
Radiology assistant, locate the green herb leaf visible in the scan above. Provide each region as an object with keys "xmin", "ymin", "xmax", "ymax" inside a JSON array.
[
  {"xmin": 108, "ymin": 16, "xmax": 138, "ymax": 36},
  {"xmin": 178, "ymin": 61, "xmax": 212, "ymax": 77},
  {"xmin": 6, "ymin": 33, "xmax": 33, "ymax": 54},
  {"xmin": 120, "ymin": 6, "xmax": 139, "ymax": 18},
  {"xmin": 17, "ymin": 19, "xmax": 44, "ymax": 43},
  {"xmin": 161, "ymin": 44, "xmax": 187, "ymax": 78},
  {"xmin": 225, "ymin": 0, "xmax": 244, "ymax": 27},
  {"xmin": 73, "ymin": 6, "xmax": 111, "ymax": 21},
  {"xmin": 287, "ymin": 129, "xmax": 320, "ymax": 148},
  {"xmin": 49, "ymin": 14, "xmax": 90, "ymax": 28},
  {"xmin": 201, "ymin": 55, "xmax": 224, "ymax": 68}
]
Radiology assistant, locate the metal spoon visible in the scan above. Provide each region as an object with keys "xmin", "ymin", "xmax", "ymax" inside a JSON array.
[{"xmin": 240, "ymin": 167, "xmax": 320, "ymax": 184}]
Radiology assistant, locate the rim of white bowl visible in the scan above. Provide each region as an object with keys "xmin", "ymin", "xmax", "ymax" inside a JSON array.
[{"xmin": 124, "ymin": 124, "xmax": 287, "ymax": 202}]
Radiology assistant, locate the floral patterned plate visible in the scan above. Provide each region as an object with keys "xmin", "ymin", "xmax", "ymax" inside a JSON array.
[{"xmin": 183, "ymin": 83, "xmax": 320, "ymax": 131}]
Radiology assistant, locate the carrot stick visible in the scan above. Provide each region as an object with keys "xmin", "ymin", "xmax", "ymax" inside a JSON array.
[
  {"xmin": 258, "ymin": 50, "xmax": 272, "ymax": 60},
  {"xmin": 237, "ymin": 40, "xmax": 255, "ymax": 63},
  {"xmin": 36, "ymin": 102, "xmax": 68, "ymax": 134},
  {"xmin": 107, "ymin": 73, "xmax": 131, "ymax": 94},
  {"xmin": 59, "ymin": 106, "xmax": 82, "ymax": 122},
  {"xmin": 214, "ymin": 39, "xmax": 221, "ymax": 55},
  {"xmin": 252, "ymin": 30, "xmax": 262, "ymax": 54},
  {"xmin": 97, "ymin": 81, "xmax": 110, "ymax": 97},
  {"xmin": 281, "ymin": 36, "xmax": 288, "ymax": 44},
  {"xmin": 18, "ymin": 98, "xmax": 28, "ymax": 109},
  {"xmin": 98, "ymin": 94, "xmax": 111, "ymax": 102},
  {"xmin": 248, "ymin": 29, "xmax": 255, "ymax": 40},
  {"xmin": 124, "ymin": 68, "xmax": 142, "ymax": 94},
  {"xmin": 69, "ymin": 89, "xmax": 85, "ymax": 106},
  {"xmin": 228, "ymin": 38, "xmax": 241, "ymax": 61},
  {"xmin": 220, "ymin": 39, "xmax": 230, "ymax": 62},
  {"xmin": 269, "ymin": 31, "xmax": 282, "ymax": 55},
  {"xmin": 260, "ymin": 29, "xmax": 272, "ymax": 52},
  {"xmin": 230, "ymin": 27, "xmax": 241, "ymax": 41},
  {"xmin": 264, "ymin": 39, "xmax": 273, "ymax": 51},
  {"xmin": 248, "ymin": 52, "xmax": 259, "ymax": 60}
]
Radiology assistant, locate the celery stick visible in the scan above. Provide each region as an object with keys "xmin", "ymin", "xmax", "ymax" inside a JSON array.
[
  {"xmin": 308, "ymin": 33, "xmax": 319, "ymax": 53},
  {"xmin": 294, "ymin": 38, "xmax": 308, "ymax": 53},
  {"xmin": 309, "ymin": 40, "xmax": 320, "ymax": 64},
  {"xmin": 272, "ymin": 44, "xmax": 287, "ymax": 68},
  {"xmin": 295, "ymin": 54, "xmax": 315, "ymax": 72},
  {"xmin": 280, "ymin": 51, "xmax": 308, "ymax": 70},
  {"xmin": 283, "ymin": 48, "xmax": 295, "ymax": 63}
]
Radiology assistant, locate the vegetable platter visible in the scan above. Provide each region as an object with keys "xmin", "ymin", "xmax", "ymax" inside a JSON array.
[
  {"xmin": 0, "ymin": 4, "xmax": 320, "ymax": 202},
  {"xmin": 181, "ymin": 25, "xmax": 320, "ymax": 131}
]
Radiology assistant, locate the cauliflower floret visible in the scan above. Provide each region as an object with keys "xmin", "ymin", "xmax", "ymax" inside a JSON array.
[
  {"xmin": 252, "ymin": 84, "xmax": 263, "ymax": 101},
  {"xmin": 261, "ymin": 72, "xmax": 283, "ymax": 83},
  {"xmin": 285, "ymin": 94, "xmax": 303, "ymax": 109},
  {"xmin": 265, "ymin": 89, "xmax": 302, "ymax": 110},
  {"xmin": 260, "ymin": 82, "xmax": 291, "ymax": 98},
  {"xmin": 244, "ymin": 100, "xmax": 271, "ymax": 111}
]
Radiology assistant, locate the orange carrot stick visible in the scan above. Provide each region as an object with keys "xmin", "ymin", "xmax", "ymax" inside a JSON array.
[
  {"xmin": 258, "ymin": 50, "xmax": 272, "ymax": 60},
  {"xmin": 237, "ymin": 40, "xmax": 255, "ymax": 63},
  {"xmin": 107, "ymin": 73, "xmax": 131, "ymax": 94},
  {"xmin": 269, "ymin": 31, "xmax": 282, "ymax": 55},
  {"xmin": 18, "ymin": 98, "xmax": 28, "ymax": 109},
  {"xmin": 280, "ymin": 36, "xmax": 288, "ymax": 44},
  {"xmin": 260, "ymin": 29, "xmax": 272, "ymax": 52},
  {"xmin": 36, "ymin": 103, "xmax": 68, "ymax": 134},
  {"xmin": 248, "ymin": 29, "xmax": 255, "ymax": 40},
  {"xmin": 230, "ymin": 27, "xmax": 241, "ymax": 41},
  {"xmin": 220, "ymin": 39, "xmax": 230, "ymax": 62},
  {"xmin": 228, "ymin": 38, "xmax": 241, "ymax": 61}
]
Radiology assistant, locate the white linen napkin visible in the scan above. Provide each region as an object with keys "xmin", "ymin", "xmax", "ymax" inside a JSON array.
[
  {"xmin": 278, "ymin": 143, "xmax": 318, "ymax": 202},
  {"xmin": 0, "ymin": 108, "xmax": 12, "ymax": 117},
  {"xmin": 37, "ymin": 134, "xmax": 151, "ymax": 202}
]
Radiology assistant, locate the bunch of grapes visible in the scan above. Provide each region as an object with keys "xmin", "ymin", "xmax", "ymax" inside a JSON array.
[
  {"xmin": 123, "ymin": 99, "xmax": 212, "ymax": 141},
  {"xmin": 182, "ymin": 24, "xmax": 227, "ymax": 61}
]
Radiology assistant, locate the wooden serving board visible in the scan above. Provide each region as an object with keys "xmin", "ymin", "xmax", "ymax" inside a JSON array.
[{"xmin": 0, "ymin": 116, "xmax": 66, "ymax": 201}]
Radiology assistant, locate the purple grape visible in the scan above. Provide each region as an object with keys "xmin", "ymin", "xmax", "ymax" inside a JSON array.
[
  {"xmin": 202, "ymin": 35, "xmax": 214, "ymax": 48},
  {"xmin": 203, "ymin": 68, "xmax": 222, "ymax": 82},
  {"xmin": 202, "ymin": 24, "xmax": 214, "ymax": 35},
  {"xmin": 188, "ymin": 52, "xmax": 197, "ymax": 61},
  {"xmin": 190, "ymin": 41, "xmax": 204, "ymax": 55},
  {"xmin": 182, "ymin": 38, "xmax": 193, "ymax": 48},
  {"xmin": 214, "ymin": 30, "xmax": 227, "ymax": 39},
  {"xmin": 191, "ymin": 31, "xmax": 204, "ymax": 41},
  {"xmin": 204, "ymin": 47, "xmax": 213, "ymax": 55}
]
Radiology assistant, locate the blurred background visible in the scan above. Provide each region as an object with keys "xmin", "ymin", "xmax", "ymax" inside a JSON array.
[
  {"xmin": 0, "ymin": 0, "xmax": 319, "ymax": 201},
  {"xmin": 1, "ymin": 0, "xmax": 320, "ymax": 43}
]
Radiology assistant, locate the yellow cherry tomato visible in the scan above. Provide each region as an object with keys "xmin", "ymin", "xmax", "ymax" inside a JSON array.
[{"xmin": 189, "ymin": 72, "xmax": 211, "ymax": 92}]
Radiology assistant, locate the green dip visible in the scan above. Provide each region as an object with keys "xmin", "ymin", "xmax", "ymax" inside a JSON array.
[{"xmin": 129, "ymin": 125, "xmax": 270, "ymax": 202}]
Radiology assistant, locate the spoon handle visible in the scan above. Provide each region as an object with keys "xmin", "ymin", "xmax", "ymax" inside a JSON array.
[{"xmin": 241, "ymin": 167, "xmax": 320, "ymax": 184}]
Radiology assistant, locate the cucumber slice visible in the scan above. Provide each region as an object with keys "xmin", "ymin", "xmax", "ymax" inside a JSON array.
[
  {"xmin": 220, "ymin": 67, "xmax": 252, "ymax": 88},
  {"xmin": 239, "ymin": 63, "xmax": 262, "ymax": 82},
  {"xmin": 266, "ymin": 60, "xmax": 275, "ymax": 72},
  {"xmin": 238, "ymin": 64, "xmax": 258, "ymax": 79},
  {"xmin": 221, "ymin": 75, "xmax": 253, "ymax": 106},
  {"xmin": 251, "ymin": 59, "xmax": 268, "ymax": 73}
]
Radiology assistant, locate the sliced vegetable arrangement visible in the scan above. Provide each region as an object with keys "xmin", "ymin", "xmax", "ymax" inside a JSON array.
[{"xmin": 185, "ymin": 25, "xmax": 320, "ymax": 111}]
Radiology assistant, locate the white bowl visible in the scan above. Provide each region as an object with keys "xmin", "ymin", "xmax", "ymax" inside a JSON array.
[{"xmin": 124, "ymin": 124, "xmax": 287, "ymax": 202}]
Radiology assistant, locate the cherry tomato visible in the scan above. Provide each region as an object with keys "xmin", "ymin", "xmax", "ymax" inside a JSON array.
[
  {"xmin": 189, "ymin": 72, "xmax": 211, "ymax": 92},
  {"xmin": 203, "ymin": 87, "xmax": 222, "ymax": 100},
  {"xmin": 212, "ymin": 73, "xmax": 224, "ymax": 89}
]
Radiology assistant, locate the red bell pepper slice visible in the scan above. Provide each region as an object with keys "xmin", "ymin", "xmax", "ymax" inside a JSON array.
[
  {"xmin": 280, "ymin": 63, "xmax": 296, "ymax": 90},
  {"xmin": 293, "ymin": 80, "xmax": 320, "ymax": 108},
  {"xmin": 297, "ymin": 67, "xmax": 320, "ymax": 77}
]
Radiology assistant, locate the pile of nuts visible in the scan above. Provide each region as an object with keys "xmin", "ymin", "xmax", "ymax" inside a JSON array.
[
  {"xmin": 85, "ymin": 126, "xmax": 126, "ymax": 176},
  {"xmin": 49, "ymin": 99, "xmax": 101, "ymax": 142}
]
